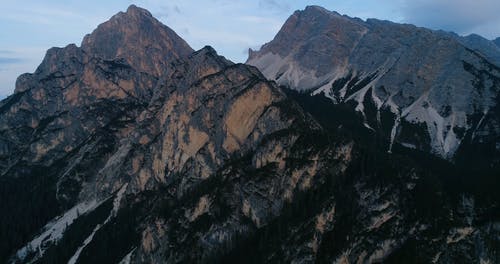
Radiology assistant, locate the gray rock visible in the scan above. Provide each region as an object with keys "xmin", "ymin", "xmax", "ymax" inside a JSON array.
[{"xmin": 247, "ymin": 5, "xmax": 500, "ymax": 160}]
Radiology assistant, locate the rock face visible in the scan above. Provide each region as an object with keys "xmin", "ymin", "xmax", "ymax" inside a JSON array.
[
  {"xmin": 0, "ymin": 5, "xmax": 499, "ymax": 264},
  {"xmin": 81, "ymin": 5, "xmax": 193, "ymax": 76},
  {"xmin": 248, "ymin": 5, "xmax": 500, "ymax": 161},
  {"xmin": 0, "ymin": 5, "xmax": 334, "ymax": 263}
]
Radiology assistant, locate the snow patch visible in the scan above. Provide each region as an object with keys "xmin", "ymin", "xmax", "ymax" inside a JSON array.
[
  {"xmin": 386, "ymin": 96, "xmax": 401, "ymax": 153},
  {"xmin": 247, "ymin": 52, "xmax": 346, "ymax": 92},
  {"xmin": 113, "ymin": 182, "xmax": 128, "ymax": 215},
  {"xmin": 15, "ymin": 199, "xmax": 102, "ymax": 262},
  {"xmin": 400, "ymin": 142, "xmax": 416, "ymax": 149},
  {"xmin": 402, "ymin": 96, "xmax": 465, "ymax": 158},
  {"xmin": 480, "ymin": 258, "xmax": 493, "ymax": 264},
  {"xmin": 119, "ymin": 248, "xmax": 136, "ymax": 264},
  {"xmin": 363, "ymin": 123, "xmax": 375, "ymax": 131},
  {"xmin": 432, "ymin": 252, "xmax": 442, "ymax": 263},
  {"xmin": 471, "ymin": 110, "xmax": 488, "ymax": 140},
  {"xmin": 388, "ymin": 117, "xmax": 400, "ymax": 153},
  {"xmin": 68, "ymin": 183, "xmax": 128, "ymax": 264}
]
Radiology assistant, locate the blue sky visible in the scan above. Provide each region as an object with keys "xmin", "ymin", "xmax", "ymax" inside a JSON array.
[{"xmin": 1, "ymin": 0, "xmax": 500, "ymax": 97}]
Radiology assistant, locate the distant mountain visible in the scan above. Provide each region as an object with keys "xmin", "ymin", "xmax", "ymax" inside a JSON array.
[
  {"xmin": 451, "ymin": 33, "xmax": 500, "ymax": 66},
  {"xmin": 494, "ymin": 37, "xmax": 500, "ymax": 48},
  {"xmin": 0, "ymin": 5, "xmax": 499, "ymax": 264},
  {"xmin": 248, "ymin": 5, "xmax": 500, "ymax": 162}
]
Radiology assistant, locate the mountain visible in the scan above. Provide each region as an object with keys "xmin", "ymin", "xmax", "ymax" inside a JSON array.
[
  {"xmin": 247, "ymin": 6, "xmax": 500, "ymax": 162},
  {"xmin": 81, "ymin": 5, "xmax": 193, "ymax": 77},
  {"xmin": 0, "ymin": 5, "xmax": 335, "ymax": 263},
  {"xmin": 1, "ymin": 5, "xmax": 499, "ymax": 264},
  {"xmin": 451, "ymin": 33, "xmax": 500, "ymax": 66},
  {"xmin": 494, "ymin": 37, "xmax": 500, "ymax": 48}
]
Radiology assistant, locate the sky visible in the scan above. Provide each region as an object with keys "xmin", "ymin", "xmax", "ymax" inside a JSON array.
[{"xmin": 1, "ymin": 0, "xmax": 500, "ymax": 97}]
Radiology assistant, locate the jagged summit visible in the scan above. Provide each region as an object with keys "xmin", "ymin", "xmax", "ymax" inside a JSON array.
[
  {"xmin": 14, "ymin": 5, "xmax": 194, "ymax": 94},
  {"xmin": 125, "ymin": 4, "xmax": 153, "ymax": 17},
  {"xmin": 303, "ymin": 5, "xmax": 336, "ymax": 15},
  {"xmin": 81, "ymin": 4, "xmax": 193, "ymax": 75},
  {"xmin": 293, "ymin": 5, "xmax": 356, "ymax": 27},
  {"xmin": 247, "ymin": 6, "xmax": 367, "ymax": 81},
  {"xmin": 194, "ymin": 45, "xmax": 220, "ymax": 57}
]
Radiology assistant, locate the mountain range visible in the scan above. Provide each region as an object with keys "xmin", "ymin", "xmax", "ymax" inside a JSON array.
[
  {"xmin": 247, "ymin": 6, "xmax": 500, "ymax": 161},
  {"xmin": 1, "ymin": 5, "xmax": 499, "ymax": 264}
]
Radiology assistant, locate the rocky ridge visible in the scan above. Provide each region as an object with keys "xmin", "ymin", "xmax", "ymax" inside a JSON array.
[{"xmin": 248, "ymin": 6, "xmax": 500, "ymax": 161}]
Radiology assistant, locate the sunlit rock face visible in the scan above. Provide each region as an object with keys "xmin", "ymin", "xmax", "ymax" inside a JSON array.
[
  {"xmin": 81, "ymin": 5, "xmax": 193, "ymax": 76},
  {"xmin": 1, "ymin": 5, "xmax": 499, "ymax": 264},
  {"xmin": 248, "ymin": 5, "xmax": 500, "ymax": 161},
  {"xmin": 1, "ymin": 5, "xmax": 342, "ymax": 263}
]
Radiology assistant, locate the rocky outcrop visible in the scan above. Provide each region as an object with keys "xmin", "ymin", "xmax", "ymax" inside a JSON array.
[{"xmin": 247, "ymin": 5, "xmax": 500, "ymax": 161}]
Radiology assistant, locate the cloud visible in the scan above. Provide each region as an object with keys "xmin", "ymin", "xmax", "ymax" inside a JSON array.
[
  {"xmin": 174, "ymin": 5, "xmax": 181, "ymax": 14},
  {"xmin": 401, "ymin": 0, "xmax": 500, "ymax": 37},
  {"xmin": 0, "ymin": 57, "xmax": 22, "ymax": 64},
  {"xmin": 258, "ymin": 0, "xmax": 291, "ymax": 14},
  {"xmin": 153, "ymin": 4, "xmax": 182, "ymax": 20},
  {"xmin": 2, "ymin": 6, "xmax": 87, "ymax": 26}
]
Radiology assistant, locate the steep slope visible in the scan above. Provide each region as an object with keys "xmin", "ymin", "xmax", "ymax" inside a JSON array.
[
  {"xmin": 247, "ymin": 6, "xmax": 500, "ymax": 161},
  {"xmin": 0, "ymin": 5, "xmax": 183, "ymax": 262},
  {"xmin": 0, "ymin": 5, "xmax": 499, "ymax": 264}
]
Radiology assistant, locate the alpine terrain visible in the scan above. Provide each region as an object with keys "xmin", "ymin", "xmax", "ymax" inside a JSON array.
[
  {"xmin": 248, "ymin": 6, "xmax": 500, "ymax": 162},
  {"xmin": 0, "ymin": 5, "xmax": 499, "ymax": 264}
]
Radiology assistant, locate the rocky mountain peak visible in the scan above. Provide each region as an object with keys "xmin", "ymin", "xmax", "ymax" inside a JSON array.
[
  {"xmin": 247, "ymin": 7, "xmax": 367, "ymax": 84},
  {"xmin": 125, "ymin": 4, "xmax": 153, "ymax": 18},
  {"xmin": 302, "ymin": 5, "xmax": 338, "ymax": 16},
  {"xmin": 248, "ymin": 5, "xmax": 500, "ymax": 160},
  {"xmin": 81, "ymin": 5, "xmax": 193, "ymax": 75}
]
